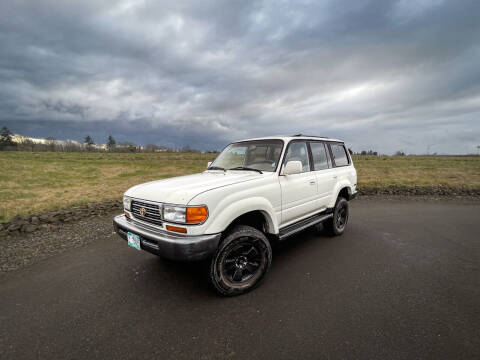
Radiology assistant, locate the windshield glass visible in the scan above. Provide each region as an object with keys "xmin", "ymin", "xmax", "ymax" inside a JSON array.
[{"xmin": 210, "ymin": 140, "xmax": 284, "ymax": 172}]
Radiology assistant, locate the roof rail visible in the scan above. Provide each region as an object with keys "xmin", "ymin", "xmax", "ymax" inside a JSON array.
[{"xmin": 291, "ymin": 134, "xmax": 329, "ymax": 138}]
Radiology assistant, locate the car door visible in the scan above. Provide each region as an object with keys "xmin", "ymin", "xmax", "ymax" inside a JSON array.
[
  {"xmin": 309, "ymin": 141, "xmax": 336, "ymax": 209},
  {"xmin": 279, "ymin": 140, "xmax": 318, "ymax": 227}
]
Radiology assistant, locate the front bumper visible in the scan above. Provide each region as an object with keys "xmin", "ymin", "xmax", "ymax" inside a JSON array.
[{"xmin": 113, "ymin": 214, "xmax": 221, "ymax": 261}]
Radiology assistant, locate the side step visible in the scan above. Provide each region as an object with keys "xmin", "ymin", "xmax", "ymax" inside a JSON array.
[{"xmin": 279, "ymin": 212, "xmax": 333, "ymax": 240}]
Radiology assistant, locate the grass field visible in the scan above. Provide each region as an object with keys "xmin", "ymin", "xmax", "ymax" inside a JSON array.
[{"xmin": 1, "ymin": 152, "xmax": 479, "ymax": 222}]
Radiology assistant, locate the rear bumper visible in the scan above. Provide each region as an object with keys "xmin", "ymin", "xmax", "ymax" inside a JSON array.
[{"xmin": 113, "ymin": 214, "xmax": 221, "ymax": 261}]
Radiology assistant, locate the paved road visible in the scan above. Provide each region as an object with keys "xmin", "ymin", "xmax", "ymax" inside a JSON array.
[{"xmin": 1, "ymin": 199, "xmax": 479, "ymax": 359}]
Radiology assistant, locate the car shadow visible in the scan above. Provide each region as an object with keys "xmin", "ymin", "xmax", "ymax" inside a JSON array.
[{"xmin": 133, "ymin": 225, "xmax": 333, "ymax": 297}]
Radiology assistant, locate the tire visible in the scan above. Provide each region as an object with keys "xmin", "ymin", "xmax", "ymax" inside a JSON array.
[
  {"xmin": 209, "ymin": 225, "xmax": 272, "ymax": 296},
  {"xmin": 324, "ymin": 197, "xmax": 349, "ymax": 236}
]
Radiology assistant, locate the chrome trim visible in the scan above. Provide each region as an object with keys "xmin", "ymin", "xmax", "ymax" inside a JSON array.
[{"xmin": 127, "ymin": 216, "xmax": 163, "ymax": 232}]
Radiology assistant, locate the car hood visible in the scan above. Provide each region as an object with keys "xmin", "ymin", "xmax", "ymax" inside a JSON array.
[{"xmin": 124, "ymin": 171, "xmax": 262, "ymax": 204}]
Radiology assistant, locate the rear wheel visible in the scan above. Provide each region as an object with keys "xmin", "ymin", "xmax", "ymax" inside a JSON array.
[
  {"xmin": 210, "ymin": 225, "xmax": 272, "ymax": 296},
  {"xmin": 324, "ymin": 197, "xmax": 349, "ymax": 236}
]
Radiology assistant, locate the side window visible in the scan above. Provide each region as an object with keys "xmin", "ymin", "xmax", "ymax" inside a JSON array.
[
  {"xmin": 310, "ymin": 142, "xmax": 329, "ymax": 170},
  {"xmin": 285, "ymin": 141, "xmax": 310, "ymax": 172},
  {"xmin": 329, "ymin": 143, "xmax": 350, "ymax": 167}
]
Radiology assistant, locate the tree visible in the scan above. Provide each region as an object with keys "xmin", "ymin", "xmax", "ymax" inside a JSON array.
[
  {"xmin": 84, "ymin": 135, "xmax": 94, "ymax": 151},
  {"xmin": 107, "ymin": 135, "xmax": 116, "ymax": 151},
  {"xmin": 0, "ymin": 126, "xmax": 15, "ymax": 149},
  {"xmin": 46, "ymin": 136, "xmax": 56, "ymax": 151}
]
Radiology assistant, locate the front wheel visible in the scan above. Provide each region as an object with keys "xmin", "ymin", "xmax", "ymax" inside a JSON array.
[
  {"xmin": 324, "ymin": 197, "xmax": 349, "ymax": 236},
  {"xmin": 209, "ymin": 225, "xmax": 272, "ymax": 296}
]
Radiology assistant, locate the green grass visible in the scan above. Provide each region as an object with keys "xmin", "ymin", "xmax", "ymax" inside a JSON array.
[{"xmin": 1, "ymin": 152, "xmax": 479, "ymax": 222}]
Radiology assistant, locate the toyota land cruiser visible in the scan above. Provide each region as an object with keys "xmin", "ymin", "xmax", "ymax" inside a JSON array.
[{"xmin": 113, "ymin": 135, "xmax": 357, "ymax": 296}]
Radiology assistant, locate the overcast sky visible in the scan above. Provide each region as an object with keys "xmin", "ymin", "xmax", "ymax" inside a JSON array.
[{"xmin": 1, "ymin": 0, "xmax": 479, "ymax": 153}]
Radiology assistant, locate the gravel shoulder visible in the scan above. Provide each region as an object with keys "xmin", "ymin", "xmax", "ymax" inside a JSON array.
[{"xmin": 0, "ymin": 211, "xmax": 119, "ymax": 274}]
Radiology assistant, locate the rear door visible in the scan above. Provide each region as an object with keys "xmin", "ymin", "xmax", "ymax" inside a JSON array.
[
  {"xmin": 309, "ymin": 141, "xmax": 336, "ymax": 209},
  {"xmin": 279, "ymin": 140, "xmax": 318, "ymax": 227},
  {"xmin": 327, "ymin": 142, "xmax": 354, "ymax": 191}
]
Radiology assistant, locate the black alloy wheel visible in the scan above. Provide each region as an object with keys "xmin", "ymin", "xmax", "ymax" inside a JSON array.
[
  {"xmin": 222, "ymin": 240, "xmax": 263, "ymax": 283},
  {"xmin": 325, "ymin": 196, "xmax": 349, "ymax": 236},
  {"xmin": 210, "ymin": 225, "xmax": 272, "ymax": 296}
]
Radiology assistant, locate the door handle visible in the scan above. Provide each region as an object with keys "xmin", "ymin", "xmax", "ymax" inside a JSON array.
[
  {"xmin": 333, "ymin": 175, "xmax": 338, "ymax": 179},
  {"xmin": 309, "ymin": 181, "xmax": 316, "ymax": 185}
]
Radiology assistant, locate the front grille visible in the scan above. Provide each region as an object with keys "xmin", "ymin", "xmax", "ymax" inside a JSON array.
[{"xmin": 131, "ymin": 200, "xmax": 163, "ymax": 226}]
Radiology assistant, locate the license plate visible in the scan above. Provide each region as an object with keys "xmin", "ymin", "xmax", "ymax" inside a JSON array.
[{"xmin": 127, "ymin": 232, "xmax": 141, "ymax": 250}]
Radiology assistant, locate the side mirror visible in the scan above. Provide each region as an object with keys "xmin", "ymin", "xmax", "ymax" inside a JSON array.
[
  {"xmin": 283, "ymin": 160, "xmax": 302, "ymax": 175},
  {"xmin": 207, "ymin": 161, "xmax": 212, "ymax": 169}
]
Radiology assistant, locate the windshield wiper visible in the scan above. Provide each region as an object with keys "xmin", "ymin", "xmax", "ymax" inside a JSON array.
[
  {"xmin": 207, "ymin": 166, "xmax": 226, "ymax": 172},
  {"xmin": 229, "ymin": 166, "xmax": 263, "ymax": 174}
]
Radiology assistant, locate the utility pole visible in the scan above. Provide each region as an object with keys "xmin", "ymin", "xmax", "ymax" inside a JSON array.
[{"xmin": 477, "ymin": 145, "xmax": 480, "ymax": 155}]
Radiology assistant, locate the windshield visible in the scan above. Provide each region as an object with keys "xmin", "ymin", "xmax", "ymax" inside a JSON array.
[{"xmin": 210, "ymin": 140, "xmax": 284, "ymax": 172}]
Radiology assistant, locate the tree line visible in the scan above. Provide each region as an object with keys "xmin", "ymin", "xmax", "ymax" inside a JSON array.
[{"xmin": 0, "ymin": 126, "xmax": 211, "ymax": 153}]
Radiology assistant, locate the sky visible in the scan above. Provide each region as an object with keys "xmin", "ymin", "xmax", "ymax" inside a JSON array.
[{"xmin": 1, "ymin": 0, "xmax": 479, "ymax": 154}]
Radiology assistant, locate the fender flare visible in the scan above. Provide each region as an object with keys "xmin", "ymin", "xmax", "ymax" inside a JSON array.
[
  {"xmin": 328, "ymin": 182, "xmax": 353, "ymax": 208},
  {"xmin": 205, "ymin": 197, "xmax": 279, "ymax": 234}
]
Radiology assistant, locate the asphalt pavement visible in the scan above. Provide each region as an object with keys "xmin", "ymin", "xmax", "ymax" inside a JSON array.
[{"xmin": 1, "ymin": 199, "xmax": 479, "ymax": 359}]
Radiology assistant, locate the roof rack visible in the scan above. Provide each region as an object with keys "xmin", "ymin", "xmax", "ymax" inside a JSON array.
[{"xmin": 291, "ymin": 134, "xmax": 329, "ymax": 138}]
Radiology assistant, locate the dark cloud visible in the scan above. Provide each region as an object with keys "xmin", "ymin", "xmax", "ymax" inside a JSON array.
[{"xmin": 1, "ymin": 0, "xmax": 479, "ymax": 153}]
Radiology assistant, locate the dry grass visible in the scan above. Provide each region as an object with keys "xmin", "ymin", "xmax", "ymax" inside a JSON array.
[
  {"xmin": 352, "ymin": 155, "xmax": 480, "ymax": 188},
  {"xmin": 1, "ymin": 152, "xmax": 479, "ymax": 221},
  {"xmin": 0, "ymin": 152, "xmax": 215, "ymax": 222}
]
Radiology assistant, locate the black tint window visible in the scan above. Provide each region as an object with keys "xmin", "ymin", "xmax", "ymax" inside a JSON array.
[
  {"xmin": 330, "ymin": 144, "xmax": 349, "ymax": 167},
  {"xmin": 310, "ymin": 142, "xmax": 329, "ymax": 170},
  {"xmin": 285, "ymin": 141, "xmax": 310, "ymax": 172}
]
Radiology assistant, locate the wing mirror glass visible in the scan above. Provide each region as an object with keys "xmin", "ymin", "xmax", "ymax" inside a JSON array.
[{"xmin": 283, "ymin": 160, "xmax": 302, "ymax": 175}]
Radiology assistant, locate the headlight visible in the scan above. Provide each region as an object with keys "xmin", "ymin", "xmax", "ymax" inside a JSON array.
[
  {"xmin": 123, "ymin": 196, "xmax": 132, "ymax": 211},
  {"xmin": 162, "ymin": 205, "xmax": 209, "ymax": 224},
  {"xmin": 163, "ymin": 205, "xmax": 186, "ymax": 223}
]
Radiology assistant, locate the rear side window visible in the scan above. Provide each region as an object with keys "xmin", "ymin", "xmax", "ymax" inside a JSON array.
[
  {"xmin": 310, "ymin": 142, "xmax": 329, "ymax": 170},
  {"xmin": 329, "ymin": 143, "xmax": 350, "ymax": 167}
]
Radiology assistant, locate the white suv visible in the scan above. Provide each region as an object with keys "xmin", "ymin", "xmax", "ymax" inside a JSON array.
[{"xmin": 114, "ymin": 135, "xmax": 357, "ymax": 295}]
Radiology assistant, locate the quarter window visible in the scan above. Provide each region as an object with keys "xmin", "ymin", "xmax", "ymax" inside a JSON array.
[
  {"xmin": 310, "ymin": 142, "xmax": 329, "ymax": 170},
  {"xmin": 330, "ymin": 143, "xmax": 350, "ymax": 167},
  {"xmin": 284, "ymin": 141, "xmax": 310, "ymax": 172}
]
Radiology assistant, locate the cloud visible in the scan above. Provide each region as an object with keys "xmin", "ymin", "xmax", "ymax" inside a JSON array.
[{"xmin": 1, "ymin": 0, "xmax": 479, "ymax": 153}]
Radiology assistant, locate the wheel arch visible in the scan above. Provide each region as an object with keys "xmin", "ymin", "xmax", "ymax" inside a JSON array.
[
  {"xmin": 204, "ymin": 197, "xmax": 279, "ymax": 235},
  {"xmin": 328, "ymin": 183, "xmax": 354, "ymax": 208}
]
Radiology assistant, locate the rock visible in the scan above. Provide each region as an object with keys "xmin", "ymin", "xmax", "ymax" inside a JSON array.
[
  {"xmin": 31, "ymin": 216, "xmax": 40, "ymax": 225},
  {"xmin": 7, "ymin": 223, "xmax": 21, "ymax": 232},
  {"xmin": 39, "ymin": 214, "xmax": 50, "ymax": 222},
  {"xmin": 22, "ymin": 224, "xmax": 37, "ymax": 233}
]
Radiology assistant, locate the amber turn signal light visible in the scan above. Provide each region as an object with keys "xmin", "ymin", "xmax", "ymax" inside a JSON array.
[
  {"xmin": 166, "ymin": 225, "xmax": 187, "ymax": 234},
  {"xmin": 186, "ymin": 206, "xmax": 208, "ymax": 224}
]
